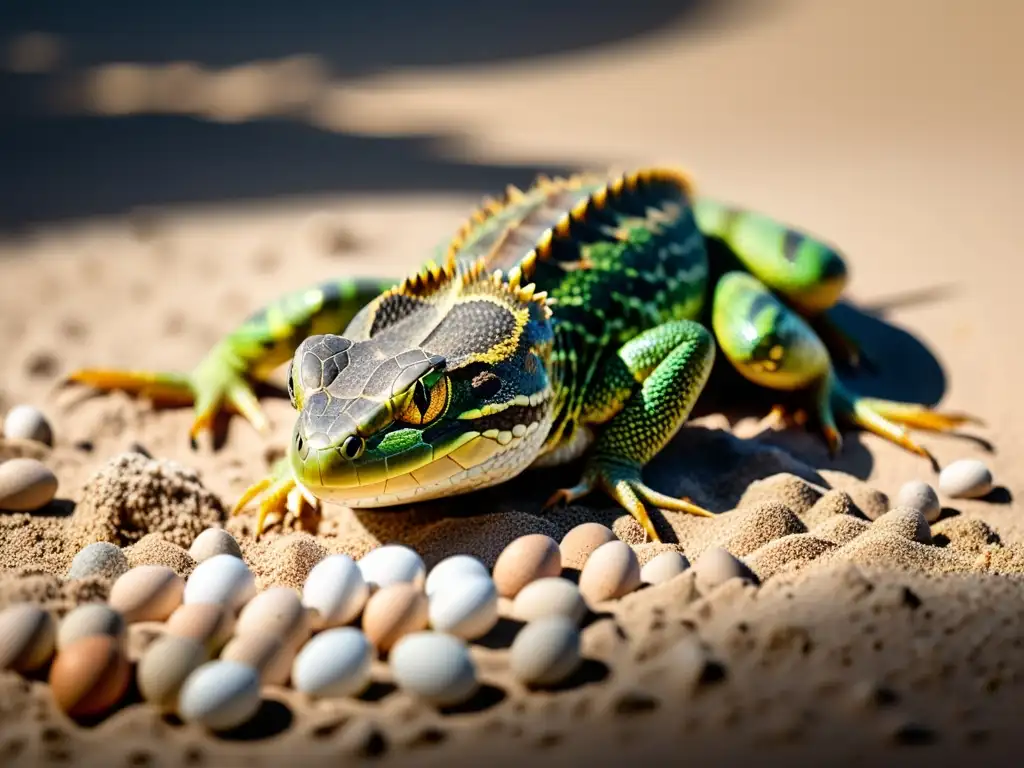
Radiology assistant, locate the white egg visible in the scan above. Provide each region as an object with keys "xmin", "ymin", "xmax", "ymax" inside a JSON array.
[
  {"xmin": 938, "ymin": 459, "xmax": 995, "ymax": 500},
  {"xmin": 427, "ymin": 575, "xmax": 498, "ymax": 640},
  {"xmin": 511, "ymin": 577, "xmax": 587, "ymax": 625},
  {"xmin": 424, "ymin": 555, "xmax": 490, "ymax": 597},
  {"xmin": 640, "ymin": 551, "xmax": 691, "ymax": 585},
  {"xmin": 56, "ymin": 603, "xmax": 126, "ymax": 651},
  {"xmin": 357, "ymin": 545, "xmax": 426, "ymax": 590},
  {"xmin": 178, "ymin": 660, "xmax": 262, "ymax": 731},
  {"xmin": 302, "ymin": 554, "xmax": 369, "ymax": 629},
  {"xmin": 2, "ymin": 404, "xmax": 53, "ymax": 446},
  {"xmin": 183, "ymin": 554, "xmax": 257, "ymax": 613},
  {"xmin": 291, "ymin": 627, "xmax": 373, "ymax": 699},
  {"xmin": 509, "ymin": 615, "xmax": 582, "ymax": 687},
  {"xmin": 389, "ymin": 631, "xmax": 479, "ymax": 707}
]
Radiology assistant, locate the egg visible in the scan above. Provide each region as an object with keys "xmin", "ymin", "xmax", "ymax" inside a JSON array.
[
  {"xmin": 57, "ymin": 603, "xmax": 126, "ymax": 651},
  {"xmin": 577, "ymin": 540, "xmax": 641, "ymax": 603},
  {"xmin": 0, "ymin": 457, "xmax": 58, "ymax": 512},
  {"xmin": 165, "ymin": 603, "xmax": 235, "ymax": 655},
  {"xmin": 0, "ymin": 603, "xmax": 56, "ymax": 673},
  {"xmin": 938, "ymin": 459, "xmax": 995, "ymax": 500},
  {"xmin": 389, "ymin": 631, "xmax": 479, "ymax": 707},
  {"xmin": 2, "ymin": 404, "xmax": 54, "ymax": 446},
  {"xmin": 108, "ymin": 565, "xmax": 185, "ymax": 623},
  {"xmin": 188, "ymin": 528, "xmax": 243, "ymax": 563},
  {"xmin": 509, "ymin": 615, "xmax": 582, "ymax": 687},
  {"xmin": 291, "ymin": 627, "xmax": 373, "ymax": 699},
  {"xmin": 49, "ymin": 635, "xmax": 131, "ymax": 718},
  {"xmin": 220, "ymin": 633, "xmax": 293, "ymax": 686},
  {"xmin": 66, "ymin": 541, "xmax": 129, "ymax": 581},
  {"xmin": 692, "ymin": 547, "xmax": 759, "ymax": 595},
  {"xmin": 492, "ymin": 534, "xmax": 561, "ymax": 598},
  {"xmin": 424, "ymin": 554, "xmax": 490, "ymax": 597},
  {"xmin": 640, "ymin": 551, "xmax": 691, "ymax": 585},
  {"xmin": 357, "ymin": 545, "xmax": 426, "ymax": 591},
  {"xmin": 361, "ymin": 583, "xmax": 429, "ymax": 652},
  {"xmin": 177, "ymin": 660, "xmax": 262, "ymax": 731},
  {"xmin": 511, "ymin": 577, "xmax": 587, "ymax": 625},
  {"xmin": 183, "ymin": 553, "xmax": 256, "ymax": 612},
  {"xmin": 236, "ymin": 586, "xmax": 311, "ymax": 649},
  {"xmin": 559, "ymin": 523, "xmax": 617, "ymax": 570},
  {"xmin": 301, "ymin": 553, "xmax": 368, "ymax": 629},
  {"xmin": 136, "ymin": 633, "xmax": 208, "ymax": 712},
  {"xmin": 428, "ymin": 575, "xmax": 499, "ymax": 640},
  {"xmin": 896, "ymin": 480, "xmax": 942, "ymax": 524}
]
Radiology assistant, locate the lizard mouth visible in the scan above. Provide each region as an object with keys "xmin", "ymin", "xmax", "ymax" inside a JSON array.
[{"xmin": 290, "ymin": 421, "xmax": 552, "ymax": 508}]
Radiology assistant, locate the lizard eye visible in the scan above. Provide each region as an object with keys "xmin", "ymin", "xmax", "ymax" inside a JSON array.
[
  {"xmin": 341, "ymin": 435, "xmax": 365, "ymax": 460},
  {"xmin": 286, "ymin": 361, "xmax": 296, "ymax": 408},
  {"xmin": 397, "ymin": 374, "xmax": 449, "ymax": 426}
]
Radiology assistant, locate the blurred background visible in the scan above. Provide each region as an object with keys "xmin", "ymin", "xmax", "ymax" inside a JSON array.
[{"xmin": 0, "ymin": 0, "xmax": 1021, "ymax": 494}]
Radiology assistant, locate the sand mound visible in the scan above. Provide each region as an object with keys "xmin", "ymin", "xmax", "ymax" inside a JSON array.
[{"xmin": 68, "ymin": 451, "xmax": 225, "ymax": 550}]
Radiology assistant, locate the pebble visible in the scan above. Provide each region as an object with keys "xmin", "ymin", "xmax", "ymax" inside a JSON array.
[
  {"xmin": 511, "ymin": 577, "xmax": 588, "ymax": 625},
  {"xmin": 66, "ymin": 542, "xmax": 130, "ymax": 581},
  {"xmin": 188, "ymin": 528, "xmax": 242, "ymax": 562},
  {"xmin": 361, "ymin": 582, "xmax": 429, "ymax": 652},
  {"xmin": 291, "ymin": 627, "xmax": 373, "ymax": 699},
  {"xmin": 509, "ymin": 615, "xmax": 582, "ymax": 687},
  {"xmin": 165, "ymin": 603, "xmax": 235, "ymax": 655},
  {"xmin": 640, "ymin": 551, "xmax": 691, "ymax": 585},
  {"xmin": 236, "ymin": 586, "xmax": 311, "ymax": 649},
  {"xmin": 0, "ymin": 603, "xmax": 56, "ymax": 673},
  {"xmin": 559, "ymin": 523, "xmax": 617, "ymax": 569},
  {"xmin": 692, "ymin": 547, "xmax": 759, "ymax": 594},
  {"xmin": 178, "ymin": 660, "xmax": 262, "ymax": 731},
  {"xmin": 220, "ymin": 633, "xmax": 293, "ymax": 686},
  {"xmin": 492, "ymin": 534, "xmax": 562, "ymax": 598},
  {"xmin": 424, "ymin": 554, "xmax": 490, "ymax": 597},
  {"xmin": 938, "ymin": 459, "xmax": 994, "ymax": 500},
  {"xmin": 389, "ymin": 631, "xmax": 479, "ymax": 707},
  {"xmin": 357, "ymin": 545, "xmax": 426, "ymax": 590},
  {"xmin": 0, "ymin": 457, "xmax": 58, "ymax": 512},
  {"xmin": 49, "ymin": 635, "xmax": 131, "ymax": 718},
  {"xmin": 302, "ymin": 553, "xmax": 369, "ymax": 629},
  {"xmin": 578, "ymin": 540, "xmax": 641, "ymax": 603},
  {"xmin": 428, "ymin": 574, "xmax": 499, "ymax": 640},
  {"xmin": 183, "ymin": 553, "xmax": 257, "ymax": 612},
  {"xmin": 108, "ymin": 565, "xmax": 184, "ymax": 623},
  {"xmin": 136, "ymin": 634, "xmax": 208, "ymax": 712},
  {"xmin": 56, "ymin": 603, "xmax": 126, "ymax": 651},
  {"xmin": 896, "ymin": 481, "xmax": 942, "ymax": 524},
  {"xmin": 2, "ymin": 404, "xmax": 54, "ymax": 446}
]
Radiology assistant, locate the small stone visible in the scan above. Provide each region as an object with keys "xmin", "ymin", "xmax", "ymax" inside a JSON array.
[
  {"xmin": 0, "ymin": 458, "xmax": 58, "ymax": 512},
  {"xmin": 67, "ymin": 542, "xmax": 130, "ymax": 581},
  {"xmin": 938, "ymin": 459, "xmax": 994, "ymax": 500},
  {"xmin": 896, "ymin": 481, "xmax": 941, "ymax": 523},
  {"xmin": 691, "ymin": 547, "xmax": 758, "ymax": 595},
  {"xmin": 188, "ymin": 528, "xmax": 242, "ymax": 563},
  {"xmin": 2, "ymin": 405, "xmax": 54, "ymax": 446}
]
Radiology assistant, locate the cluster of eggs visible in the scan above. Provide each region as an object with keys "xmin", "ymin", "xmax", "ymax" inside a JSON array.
[{"xmin": 0, "ymin": 522, "xmax": 711, "ymax": 732}]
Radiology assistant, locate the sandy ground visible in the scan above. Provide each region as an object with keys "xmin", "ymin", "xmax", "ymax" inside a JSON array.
[{"xmin": 1, "ymin": 0, "xmax": 1023, "ymax": 765}]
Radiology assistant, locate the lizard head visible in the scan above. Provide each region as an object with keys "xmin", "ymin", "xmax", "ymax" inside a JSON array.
[{"xmin": 284, "ymin": 261, "xmax": 557, "ymax": 508}]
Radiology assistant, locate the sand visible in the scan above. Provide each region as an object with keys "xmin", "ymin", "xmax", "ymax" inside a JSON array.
[{"xmin": 1, "ymin": 0, "xmax": 1023, "ymax": 765}]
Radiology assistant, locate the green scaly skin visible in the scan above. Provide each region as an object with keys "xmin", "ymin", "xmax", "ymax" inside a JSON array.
[{"xmin": 66, "ymin": 169, "xmax": 979, "ymax": 542}]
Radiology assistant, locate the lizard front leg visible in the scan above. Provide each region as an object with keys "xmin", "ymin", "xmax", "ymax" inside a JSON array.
[
  {"xmin": 66, "ymin": 277, "xmax": 397, "ymax": 445},
  {"xmin": 544, "ymin": 320, "xmax": 717, "ymax": 543}
]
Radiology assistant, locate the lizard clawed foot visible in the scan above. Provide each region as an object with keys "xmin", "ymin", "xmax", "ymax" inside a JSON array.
[
  {"xmin": 231, "ymin": 459, "xmax": 319, "ymax": 540},
  {"xmin": 65, "ymin": 352, "xmax": 270, "ymax": 447},
  {"xmin": 544, "ymin": 462, "xmax": 715, "ymax": 543}
]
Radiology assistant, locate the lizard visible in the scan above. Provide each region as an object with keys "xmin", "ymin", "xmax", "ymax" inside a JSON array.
[{"xmin": 64, "ymin": 168, "xmax": 978, "ymax": 542}]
